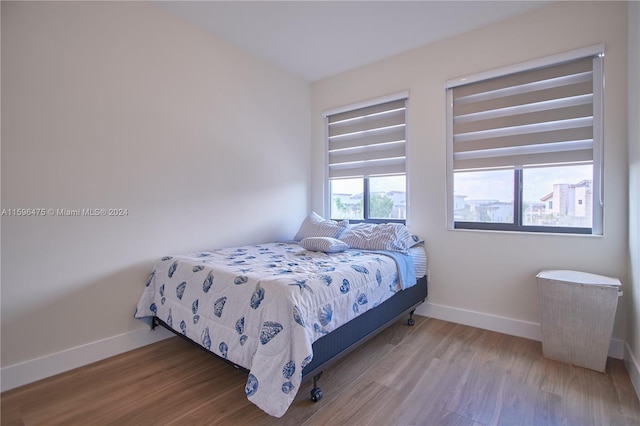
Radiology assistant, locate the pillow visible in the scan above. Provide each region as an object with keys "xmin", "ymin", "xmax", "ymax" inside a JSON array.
[
  {"xmin": 339, "ymin": 223, "xmax": 415, "ymax": 254},
  {"xmin": 408, "ymin": 234, "xmax": 424, "ymax": 247},
  {"xmin": 299, "ymin": 237, "xmax": 349, "ymax": 253},
  {"xmin": 294, "ymin": 212, "xmax": 349, "ymax": 241}
]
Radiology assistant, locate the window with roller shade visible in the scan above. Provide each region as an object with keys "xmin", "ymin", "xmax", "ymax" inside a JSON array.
[
  {"xmin": 446, "ymin": 46, "xmax": 604, "ymax": 234},
  {"xmin": 325, "ymin": 93, "xmax": 408, "ymax": 223}
]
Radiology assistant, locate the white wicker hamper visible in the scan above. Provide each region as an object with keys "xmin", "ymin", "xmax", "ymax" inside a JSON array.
[{"xmin": 536, "ymin": 270, "xmax": 622, "ymax": 372}]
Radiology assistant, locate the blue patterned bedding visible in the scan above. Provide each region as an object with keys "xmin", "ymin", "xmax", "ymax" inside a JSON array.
[{"xmin": 134, "ymin": 242, "xmax": 416, "ymax": 417}]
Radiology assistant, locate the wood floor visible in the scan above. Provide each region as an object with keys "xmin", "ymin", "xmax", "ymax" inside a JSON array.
[{"xmin": 2, "ymin": 316, "xmax": 639, "ymax": 426}]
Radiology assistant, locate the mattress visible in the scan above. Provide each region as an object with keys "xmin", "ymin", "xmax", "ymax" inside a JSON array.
[{"xmin": 409, "ymin": 245, "xmax": 427, "ymax": 278}]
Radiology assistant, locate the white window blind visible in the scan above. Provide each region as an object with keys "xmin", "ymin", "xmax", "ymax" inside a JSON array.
[
  {"xmin": 445, "ymin": 45, "xmax": 605, "ymax": 234},
  {"xmin": 327, "ymin": 98, "xmax": 407, "ymax": 179},
  {"xmin": 450, "ymin": 56, "xmax": 602, "ymax": 171}
]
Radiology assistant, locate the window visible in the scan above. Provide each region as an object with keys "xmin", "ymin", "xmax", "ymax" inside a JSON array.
[
  {"xmin": 325, "ymin": 93, "xmax": 408, "ymax": 223},
  {"xmin": 446, "ymin": 45, "xmax": 604, "ymax": 234}
]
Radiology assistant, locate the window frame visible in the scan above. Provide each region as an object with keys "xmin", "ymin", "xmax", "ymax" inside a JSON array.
[
  {"xmin": 454, "ymin": 168, "xmax": 593, "ymax": 234},
  {"xmin": 329, "ymin": 176, "xmax": 407, "ymax": 224},
  {"xmin": 323, "ymin": 92, "xmax": 409, "ymax": 224},
  {"xmin": 446, "ymin": 45, "xmax": 605, "ymax": 235}
]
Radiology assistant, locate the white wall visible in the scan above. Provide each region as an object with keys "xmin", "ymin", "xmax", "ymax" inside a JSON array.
[
  {"xmin": 1, "ymin": 0, "xmax": 310, "ymax": 382},
  {"xmin": 627, "ymin": 0, "xmax": 640, "ymax": 393},
  {"xmin": 311, "ymin": 2, "xmax": 629, "ymax": 341}
]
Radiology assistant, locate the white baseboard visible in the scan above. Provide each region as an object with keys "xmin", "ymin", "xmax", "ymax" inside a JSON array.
[
  {"xmin": 610, "ymin": 338, "xmax": 626, "ymax": 360},
  {"xmin": 415, "ymin": 301, "xmax": 625, "ymax": 360},
  {"xmin": 1, "ymin": 303, "xmax": 629, "ymax": 393},
  {"xmin": 1, "ymin": 326, "xmax": 173, "ymax": 393},
  {"xmin": 625, "ymin": 343, "xmax": 640, "ymax": 398}
]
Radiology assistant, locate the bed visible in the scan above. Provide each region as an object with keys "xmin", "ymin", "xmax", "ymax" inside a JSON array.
[{"xmin": 134, "ymin": 215, "xmax": 428, "ymax": 417}]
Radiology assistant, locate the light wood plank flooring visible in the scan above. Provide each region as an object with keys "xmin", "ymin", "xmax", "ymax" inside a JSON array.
[{"xmin": 2, "ymin": 316, "xmax": 639, "ymax": 425}]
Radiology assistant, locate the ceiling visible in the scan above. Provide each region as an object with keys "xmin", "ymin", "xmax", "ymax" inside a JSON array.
[{"xmin": 159, "ymin": 1, "xmax": 550, "ymax": 82}]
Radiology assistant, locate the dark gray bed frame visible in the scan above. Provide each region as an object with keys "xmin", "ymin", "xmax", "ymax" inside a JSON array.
[{"xmin": 152, "ymin": 273, "xmax": 428, "ymax": 403}]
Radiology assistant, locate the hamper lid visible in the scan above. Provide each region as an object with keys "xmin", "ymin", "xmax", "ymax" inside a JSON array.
[{"xmin": 536, "ymin": 270, "xmax": 621, "ymax": 287}]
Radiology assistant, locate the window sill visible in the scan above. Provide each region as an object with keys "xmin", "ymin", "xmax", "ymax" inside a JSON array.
[{"xmin": 445, "ymin": 226, "xmax": 604, "ymax": 238}]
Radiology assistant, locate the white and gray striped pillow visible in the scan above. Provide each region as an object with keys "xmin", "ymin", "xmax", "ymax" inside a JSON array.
[
  {"xmin": 339, "ymin": 223, "xmax": 416, "ymax": 254},
  {"xmin": 294, "ymin": 212, "xmax": 349, "ymax": 241},
  {"xmin": 299, "ymin": 237, "xmax": 349, "ymax": 253}
]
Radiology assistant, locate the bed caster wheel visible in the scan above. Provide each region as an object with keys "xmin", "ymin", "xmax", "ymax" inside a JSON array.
[
  {"xmin": 407, "ymin": 310, "xmax": 416, "ymax": 326},
  {"xmin": 311, "ymin": 387, "xmax": 323, "ymax": 402}
]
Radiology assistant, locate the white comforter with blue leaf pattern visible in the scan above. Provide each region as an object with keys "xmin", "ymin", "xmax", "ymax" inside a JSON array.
[{"xmin": 134, "ymin": 242, "xmax": 412, "ymax": 417}]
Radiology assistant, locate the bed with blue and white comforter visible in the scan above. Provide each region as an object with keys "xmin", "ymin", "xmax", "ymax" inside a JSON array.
[{"xmin": 134, "ymin": 242, "xmax": 417, "ymax": 417}]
